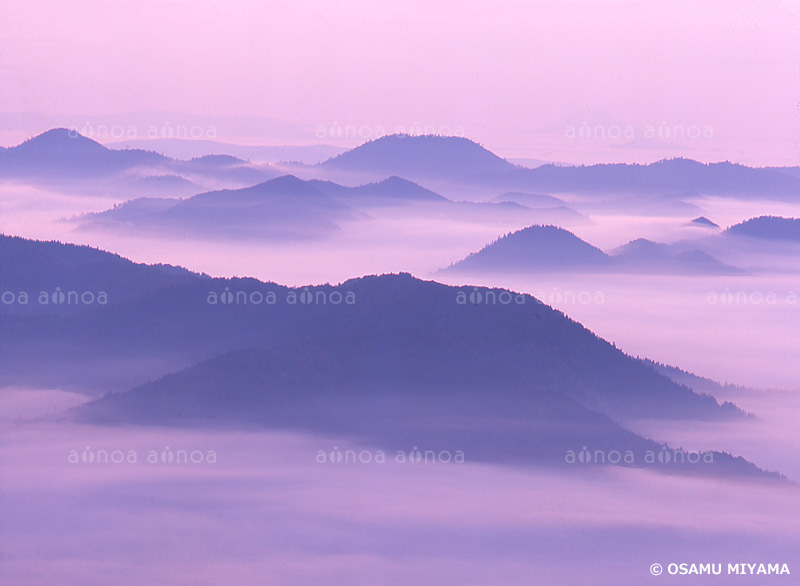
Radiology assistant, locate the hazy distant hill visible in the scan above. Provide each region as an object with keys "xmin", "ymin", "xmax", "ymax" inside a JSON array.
[
  {"xmin": 106, "ymin": 138, "xmax": 347, "ymax": 164},
  {"xmin": 73, "ymin": 334, "xmax": 753, "ymax": 472},
  {"xmin": 0, "ymin": 128, "xmax": 275, "ymax": 187},
  {"xmin": 444, "ymin": 226, "xmax": 742, "ymax": 275},
  {"xmin": 443, "ymin": 225, "xmax": 611, "ymax": 273},
  {"xmin": 492, "ymin": 192, "xmax": 567, "ymax": 208},
  {"xmin": 724, "ymin": 216, "xmax": 800, "ymax": 241},
  {"xmin": 611, "ymin": 239, "xmax": 743, "ymax": 275},
  {"xmin": 690, "ymin": 216, "xmax": 720, "ymax": 228},
  {"xmin": 75, "ymin": 175, "xmax": 360, "ymax": 239},
  {"xmin": 2, "ymin": 235, "xmax": 779, "ymax": 478},
  {"xmin": 320, "ymin": 134, "xmax": 516, "ymax": 180},
  {"xmin": 77, "ymin": 174, "xmax": 561, "ymax": 237},
  {"xmin": 0, "ymin": 234, "xmax": 203, "ymax": 315},
  {"xmin": 134, "ymin": 175, "xmax": 204, "ymax": 197},
  {"xmin": 641, "ymin": 358, "xmax": 754, "ymax": 398},
  {"xmin": 310, "ymin": 175, "xmax": 451, "ymax": 204},
  {"xmin": 506, "ymin": 159, "xmax": 800, "ymax": 197},
  {"xmin": 76, "ymin": 197, "xmax": 182, "ymax": 224},
  {"xmin": 0, "ymin": 128, "xmax": 167, "ymax": 178},
  {"xmin": 318, "ymin": 135, "xmax": 800, "ymax": 197},
  {"xmin": 7, "ymin": 130, "xmax": 798, "ymax": 204},
  {"xmin": 766, "ymin": 166, "xmax": 800, "ymax": 180},
  {"xmin": 1, "ymin": 236, "xmax": 740, "ymax": 422}
]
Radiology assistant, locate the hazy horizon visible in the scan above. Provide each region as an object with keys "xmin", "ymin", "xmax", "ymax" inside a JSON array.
[{"xmin": 2, "ymin": 0, "xmax": 799, "ymax": 166}]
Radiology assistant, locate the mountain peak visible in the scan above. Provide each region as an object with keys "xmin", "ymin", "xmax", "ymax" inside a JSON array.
[
  {"xmin": 690, "ymin": 216, "xmax": 720, "ymax": 228},
  {"xmin": 445, "ymin": 224, "xmax": 610, "ymax": 273},
  {"xmin": 725, "ymin": 215, "xmax": 800, "ymax": 241},
  {"xmin": 320, "ymin": 133, "xmax": 514, "ymax": 178},
  {"xmin": 251, "ymin": 174, "xmax": 331, "ymax": 196},
  {"xmin": 13, "ymin": 128, "xmax": 109, "ymax": 154}
]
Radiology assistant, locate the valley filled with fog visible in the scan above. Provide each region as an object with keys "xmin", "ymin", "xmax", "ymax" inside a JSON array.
[{"xmin": 1, "ymin": 130, "xmax": 798, "ymax": 586}]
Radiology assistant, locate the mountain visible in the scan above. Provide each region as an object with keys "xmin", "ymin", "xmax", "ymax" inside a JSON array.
[
  {"xmin": 611, "ymin": 239, "xmax": 743, "ymax": 275},
  {"xmin": 766, "ymin": 166, "xmax": 800, "ymax": 180},
  {"xmin": 134, "ymin": 175, "xmax": 204, "ymax": 197},
  {"xmin": 319, "ymin": 134, "xmax": 516, "ymax": 180},
  {"xmin": 68, "ymin": 268, "xmax": 745, "ymax": 422},
  {"xmin": 2, "ymin": 236, "xmax": 779, "ymax": 478},
  {"xmin": 74, "ymin": 175, "xmax": 359, "ymax": 239},
  {"xmin": 6, "ymin": 130, "xmax": 800, "ymax": 202},
  {"xmin": 0, "ymin": 234, "xmax": 203, "ymax": 315},
  {"xmin": 690, "ymin": 216, "xmax": 720, "ymax": 228},
  {"xmin": 0, "ymin": 128, "xmax": 168, "ymax": 178},
  {"xmin": 444, "ymin": 226, "xmax": 743, "ymax": 275},
  {"xmin": 608, "ymin": 191, "xmax": 705, "ymax": 217},
  {"xmin": 184, "ymin": 154, "xmax": 248, "ymax": 166},
  {"xmin": 174, "ymin": 154, "xmax": 274, "ymax": 184},
  {"xmin": 0, "ymin": 129, "xmax": 275, "ymax": 187},
  {"xmin": 504, "ymin": 159, "xmax": 800, "ymax": 197},
  {"xmin": 77, "ymin": 175, "xmax": 561, "ymax": 237},
  {"xmin": 75, "ymin": 197, "xmax": 182, "ymax": 224},
  {"xmin": 443, "ymin": 225, "xmax": 612, "ymax": 273},
  {"xmin": 310, "ymin": 175, "xmax": 451, "ymax": 204},
  {"xmin": 641, "ymin": 358, "xmax": 755, "ymax": 398},
  {"xmin": 724, "ymin": 216, "xmax": 800, "ymax": 241},
  {"xmin": 318, "ymin": 138, "xmax": 800, "ymax": 197},
  {"xmin": 72, "ymin": 332, "xmax": 754, "ymax": 473},
  {"xmin": 106, "ymin": 138, "xmax": 348, "ymax": 164},
  {"xmin": 491, "ymin": 192, "xmax": 567, "ymax": 208}
]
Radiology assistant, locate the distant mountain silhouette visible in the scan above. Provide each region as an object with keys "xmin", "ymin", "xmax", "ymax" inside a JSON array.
[
  {"xmin": 609, "ymin": 191, "xmax": 705, "ymax": 217},
  {"xmin": 73, "ymin": 334, "xmax": 756, "ymax": 473},
  {"xmin": 76, "ymin": 197, "xmax": 182, "ymax": 224},
  {"xmin": 319, "ymin": 134, "xmax": 516, "ymax": 180},
  {"xmin": 444, "ymin": 226, "xmax": 742, "ymax": 275},
  {"xmin": 443, "ymin": 225, "xmax": 612, "ymax": 273},
  {"xmin": 0, "ymin": 128, "xmax": 167, "ymax": 178},
  {"xmin": 7, "ymin": 131, "xmax": 798, "ymax": 204},
  {"xmin": 310, "ymin": 175, "xmax": 450, "ymax": 204},
  {"xmin": 77, "ymin": 174, "xmax": 568, "ymax": 236},
  {"xmin": 106, "ymin": 138, "xmax": 347, "ymax": 164},
  {"xmin": 766, "ymin": 166, "xmax": 800, "ymax": 180},
  {"xmin": 491, "ymin": 192, "xmax": 566, "ymax": 208},
  {"xmin": 504, "ymin": 159, "xmax": 800, "ymax": 197},
  {"xmin": 611, "ymin": 239, "xmax": 742, "ymax": 275},
  {"xmin": 74, "ymin": 175, "xmax": 360, "ymax": 239},
  {"xmin": 134, "ymin": 175, "xmax": 203, "ymax": 197},
  {"xmin": 2, "ymin": 235, "xmax": 778, "ymax": 479},
  {"xmin": 186, "ymin": 154, "xmax": 248, "ymax": 166},
  {"xmin": 690, "ymin": 216, "xmax": 720, "ymax": 228},
  {"xmin": 316, "ymin": 137, "xmax": 800, "ymax": 197},
  {"xmin": 724, "ymin": 216, "xmax": 800, "ymax": 241},
  {"xmin": 641, "ymin": 358, "xmax": 755, "ymax": 399},
  {"xmin": 174, "ymin": 154, "xmax": 274, "ymax": 185},
  {"xmin": 0, "ymin": 129, "xmax": 274, "ymax": 186},
  {"xmin": 0, "ymin": 234, "xmax": 202, "ymax": 315}
]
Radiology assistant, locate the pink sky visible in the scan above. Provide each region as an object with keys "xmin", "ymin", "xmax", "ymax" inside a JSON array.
[{"xmin": 1, "ymin": 0, "xmax": 799, "ymax": 165}]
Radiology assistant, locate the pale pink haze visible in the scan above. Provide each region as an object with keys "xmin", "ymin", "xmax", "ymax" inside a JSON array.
[{"xmin": 1, "ymin": 0, "xmax": 799, "ymax": 165}]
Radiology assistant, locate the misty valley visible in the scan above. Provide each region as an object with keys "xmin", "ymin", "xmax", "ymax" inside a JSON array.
[{"xmin": 1, "ymin": 129, "xmax": 798, "ymax": 586}]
